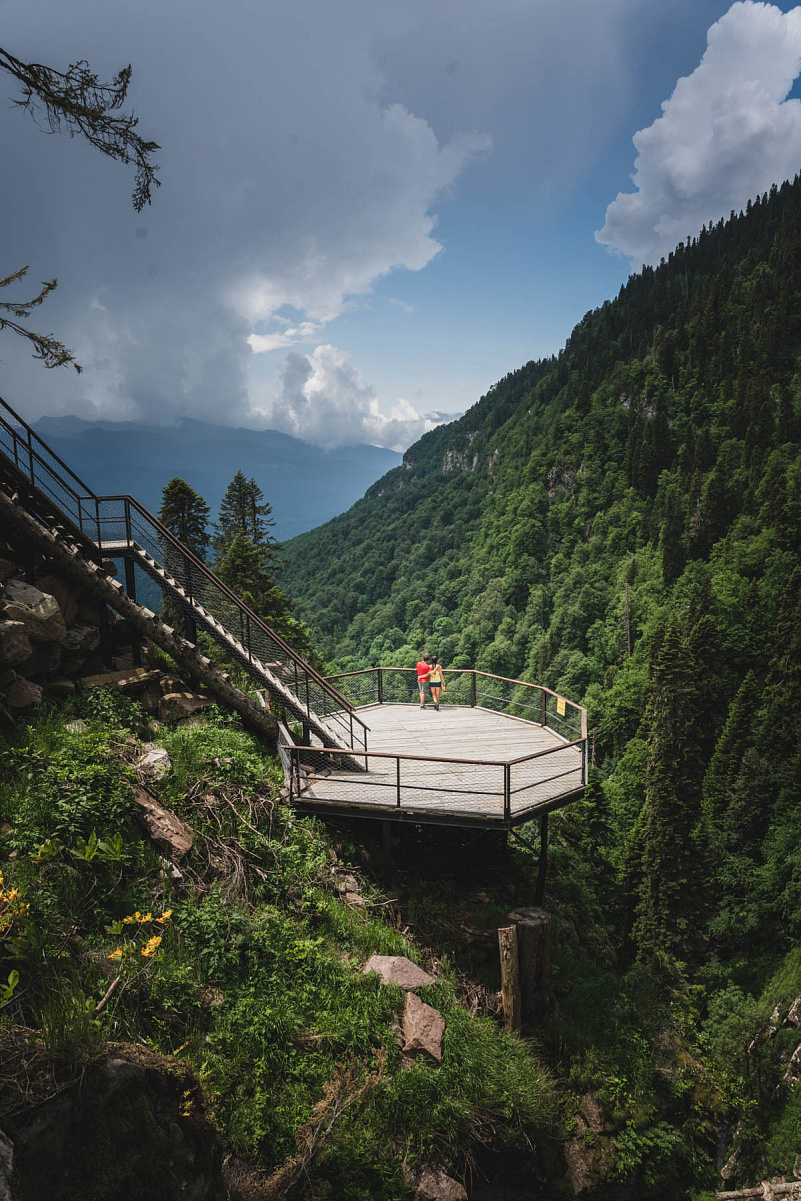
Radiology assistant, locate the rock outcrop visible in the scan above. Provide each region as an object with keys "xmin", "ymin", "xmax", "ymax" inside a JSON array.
[{"xmin": 2, "ymin": 1046, "xmax": 225, "ymax": 1201}]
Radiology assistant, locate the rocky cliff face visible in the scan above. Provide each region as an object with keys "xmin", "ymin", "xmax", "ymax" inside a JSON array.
[
  {"xmin": 0, "ymin": 1043, "xmax": 225, "ymax": 1201},
  {"xmin": 0, "ymin": 538, "xmax": 132, "ymax": 714}
]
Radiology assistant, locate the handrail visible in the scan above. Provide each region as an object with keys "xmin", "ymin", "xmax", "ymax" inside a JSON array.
[
  {"xmin": 280, "ymin": 735, "xmax": 585, "ymax": 769},
  {"xmin": 324, "ymin": 665, "xmax": 587, "ymax": 740},
  {"xmin": 0, "ymin": 395, "xmax": 366, "ymax": 740},
  {"xmin": 98, "ymin": 494, "xmax": 365, "ymax": 722},
  {"xmin": 284, "ymin": 732, "xmax": 586, "ymax": 823},
  {"xmin": 0, "ymin": 396, "xmax": 97, "ymax": 499}
]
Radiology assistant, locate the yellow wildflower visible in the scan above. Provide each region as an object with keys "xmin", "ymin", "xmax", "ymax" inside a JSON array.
[
  {"xmin": 156, "ymin": 909, "xmax": 173, "ymax": 924},
  {"xmin": 138, "ymin": 913, "xmax": 153, "ymax": 924},
  {"xmin": 141, "ymin": 934, "xmax": 162, "ymax": 958},
  {"xmin": 107, "ymin": 948, "xmax": 123, "ymax": 960}
]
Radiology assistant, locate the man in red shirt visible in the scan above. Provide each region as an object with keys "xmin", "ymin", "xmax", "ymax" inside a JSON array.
[{"xmin": 416, "ymin": 655, "xmax": 431, "ymax": 708}]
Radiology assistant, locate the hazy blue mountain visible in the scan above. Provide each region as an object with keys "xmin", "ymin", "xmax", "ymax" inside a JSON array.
[{"xmin": 33, "ymin": 416, "xmax": 401, "ymax": 540}]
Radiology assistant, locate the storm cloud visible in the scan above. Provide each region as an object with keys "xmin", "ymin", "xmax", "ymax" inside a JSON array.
[{"xmin": 1, "ymin": 0, "xmax": 638, "ymax": 445}]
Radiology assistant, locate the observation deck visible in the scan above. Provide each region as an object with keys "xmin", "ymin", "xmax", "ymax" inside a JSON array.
[{"xmin": 283, "ymin": 668, "xmax": 588, "ymax": 830}]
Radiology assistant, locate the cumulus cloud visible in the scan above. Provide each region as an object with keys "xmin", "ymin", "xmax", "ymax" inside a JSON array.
[
  {"xmin": 256, "ymin": 345, "xmax": 457, "ymax": 450},
  {"xmin": 596, "ymin": 1, "xmax": 801, "ymax": 265}
]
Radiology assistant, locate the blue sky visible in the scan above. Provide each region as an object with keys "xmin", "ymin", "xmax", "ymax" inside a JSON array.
[{"xmin": 2, "ymin": 0, "xmax": 801, "ymax": 448}]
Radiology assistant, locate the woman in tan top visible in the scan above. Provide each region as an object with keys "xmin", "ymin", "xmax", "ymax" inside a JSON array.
[{"xmin": 428, "ymin": 655, "xmax": 446, "ymax": 710}]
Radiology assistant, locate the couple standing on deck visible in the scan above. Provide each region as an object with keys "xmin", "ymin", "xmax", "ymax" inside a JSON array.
[{"xmin": 416, "ymin": 654, "xmax": 446, "ymax": 709}]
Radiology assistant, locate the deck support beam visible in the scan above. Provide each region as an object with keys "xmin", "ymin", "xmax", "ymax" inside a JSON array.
[
  {"xmin": 123, "ymin": 555, "xmax": 142, "ymax": 666},
  {"xmin": 382, "ymin": 820, "xmax": 393, "ymax": 889},
  {"xmin": 535, "ymin": 813, "xmax": 549, "ymax": 906}
]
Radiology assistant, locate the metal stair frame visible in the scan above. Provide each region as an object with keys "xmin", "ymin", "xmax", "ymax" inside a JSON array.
[{"xmin": 0, "ymin": 396, "xmax": 368, "ymax": 758}]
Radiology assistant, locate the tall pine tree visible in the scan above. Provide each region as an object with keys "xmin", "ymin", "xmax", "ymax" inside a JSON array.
[
  {"xmin": 157, "ymin": 477, "xmax": 210, "ymax": 637},
  {"xmin": 632, "ymin": 617, "xmax": 709, "ymax": 968}
]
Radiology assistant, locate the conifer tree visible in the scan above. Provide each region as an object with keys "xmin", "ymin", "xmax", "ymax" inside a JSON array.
[
  {"xmin": 212, "ymin": 471, "xmax": 280, "ymax": 563},
  {"xmin": 157, "ymin": 477, "xmax": 210, "ymax": 638},
  {"xmin": 661, "ymin": 486, "xmax": 685, "ymax": 586},
  {"xmin": 632, "ymin": 617, "xmax": 708, "ymax": 966},
  {"xmin": 158, "ymin": 478, "xmax": 211, "ymax": 559},
  {"xmin": 216, "ymin": 528, "xmax": 292, "ymax": 632},
  {"xmin": 703, "ymin": 671, "xmax": 758, "ymax": 830}
]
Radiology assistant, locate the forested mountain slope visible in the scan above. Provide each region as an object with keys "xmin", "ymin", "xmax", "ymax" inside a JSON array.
[{"xmin": 285, "ymin": 176, "xmax": 801, "ymax": 1189}]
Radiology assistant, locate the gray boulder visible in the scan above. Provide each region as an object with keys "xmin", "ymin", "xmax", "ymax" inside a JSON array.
[
  {"xmin": 363, "ymin": 955, "xmax": 436, "ymax": 990},
  {"xmin": 5, "ymin": 678, "xmax": 42, "ymax": 708},
  {"xmin": 0, "ymin": 621, "xmax": 32, "ymax": 667},
  {"xmin": 402, "ymin": 992, "xmax": 445, "ymax": 1062},
  {"xmin": 0, "ymin": 580, "xmax": 67, "ymax": 643}
]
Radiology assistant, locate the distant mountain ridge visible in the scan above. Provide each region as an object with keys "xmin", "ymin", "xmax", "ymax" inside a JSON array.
[{"xmin": 33, "ymin": 416, "xmax": 402, "ymax": 540}]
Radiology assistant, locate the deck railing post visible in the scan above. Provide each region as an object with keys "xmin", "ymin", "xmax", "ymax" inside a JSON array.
[
  {"xmin": 377, "ymin": 667, "xmax": 383, "ymax": 705},
  {"xmin": 95, "ymin": 497, "xmax": 102, "ymax": 549},
  {"xmin": 27, "ymin": 428, "xmax": 34, "ymax": 486},
  {"xmin": 540, "ymin": 688, "xmax": 546, "ymax": 727},
  {"xmin": 470, "ymin": 671, "xmax": 477, "ymax": 707},
  {"xmin": 396, "ymin": 757, "xmax": 401, "ymax": 808},
  {"xmin": 504, "ymin": 763, "xmax": 511, "ymax": 822},
  {"xmin": 124, "ymin": 500, "xmax": 132, "ymax": 550}
]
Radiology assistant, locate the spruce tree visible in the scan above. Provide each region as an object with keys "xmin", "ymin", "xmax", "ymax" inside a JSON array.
[
  {"xmin": 158, "ymin": 478, "xmax": 211, "ymax": 559},
  {"xmin": 212, "ymin": 471, "xmax": 280, "ymax": 563},
  {"xmin": 157, "ymin": 477, "xmax": 210, "ymax": 637},
  {"xmin": 632, "ymin": 617, "xmax": 708, "ymax": 967},
  {"xmin": 216, "ymin": 528, "xmax": 292, "ymax": 633},
  {"xmin": 661, "ymin": 486, "xmax": 685, "ymax": 586},
  {"xmin": 702, "ymin": 671, "xmax": 758, "ymax": 830}
]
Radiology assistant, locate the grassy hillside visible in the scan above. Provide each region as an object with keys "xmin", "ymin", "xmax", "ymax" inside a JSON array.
[{"xmin": 0, "ymin": 689, "xmax": 557, "ymax": 1199}]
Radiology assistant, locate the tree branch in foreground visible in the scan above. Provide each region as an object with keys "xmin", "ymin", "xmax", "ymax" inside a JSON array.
[
  {"xmin": 0, "ymin": 46, "xmax": 160, "ymax": 211},
  {"xmin": 0, "ymin": 267, "xmax": 81, "ymax": 371}
]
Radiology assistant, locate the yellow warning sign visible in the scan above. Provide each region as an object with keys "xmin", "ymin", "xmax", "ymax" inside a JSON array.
[{"xmin": 556, "ymin": 697, "xmax": 566, "ymax": 717}]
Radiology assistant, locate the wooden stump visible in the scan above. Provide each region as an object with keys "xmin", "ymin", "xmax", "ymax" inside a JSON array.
[
  {"xmin": 497, "ymin": 925, "xmax": 521, "ymax": 1032},
  {"xmin": 507, "ymin": 907, "xmax": 551, "ymax": 1024}
]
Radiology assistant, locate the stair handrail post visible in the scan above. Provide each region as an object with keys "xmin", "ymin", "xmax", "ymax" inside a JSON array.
[
  {"xmin": 470, "ymin": 670, "xmax": 477, "ymax": 707},
  {"xmin": 26, "ymin": 426, "xmax": 34, "ymax": 487},
  {"xmin": 245, "ymin": 613, "xmax": 252, "ymax": 663}
]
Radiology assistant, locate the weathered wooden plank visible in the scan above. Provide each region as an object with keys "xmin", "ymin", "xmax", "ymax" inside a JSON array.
[{"xmin": 498, "ymin": 925, "xmax": 522, "ymax": 1031}]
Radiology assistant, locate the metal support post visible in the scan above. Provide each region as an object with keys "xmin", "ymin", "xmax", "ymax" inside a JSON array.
[
  {"xmin": 382, "ymin": 821, "xmax": 393, "ymax": 889},
  {"xmin": 98, "ymin": 604, "xmax": 114, "ymax": 668},
  {"xmin": 535, "ymin": 813, "xmax": 549, "ymax": 906},
  {"xmin": 470, "ymin": 671, "xmax": 477, "ymax": 707},
  {"xmin": 377, "ymin": 667, "xmax": 383, "ymax": 705},
  {"xmin": 123, "ymin": 556, "xmax": 142, "ymax": 666},
  {"xmin": 540, "ymin": 689, "xmax": 546, "ymax": 727},
  {"xmin": 503, "ymin": 763, "xmax": 511, "ymax": 823}
]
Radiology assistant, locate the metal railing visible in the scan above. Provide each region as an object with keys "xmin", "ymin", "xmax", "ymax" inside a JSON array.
[
  {"xmin": 0, "ymin": 396, "xmax": 368, "ymax": 752},
  {"xmin": 283, "ymin": 667, "xmax": 588, "ymax": 823},
  {"xmin": 285, "ymin": 735, "xmax": 587, "ymax": 825},
  {"xmin": 0, "ymin": 398, "xmax": 101, "ymax": 547},
  {"xmin": 324, "ymin": 667, "xmax": 587, "ymax": 742}
]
